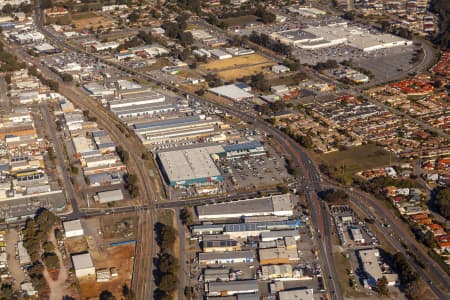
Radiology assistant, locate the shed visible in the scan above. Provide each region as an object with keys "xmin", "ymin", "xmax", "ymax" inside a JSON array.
[
  {"xmin": 63, "ymin": 219, "xmax": 84, "ymax": 238},
  {"xmin": 72, "ymin": 253, "xmax": 95, "ymax": 278},
  {"xmin": 96, "ymin": 189, "xmax": 124, "ymax": 203}
]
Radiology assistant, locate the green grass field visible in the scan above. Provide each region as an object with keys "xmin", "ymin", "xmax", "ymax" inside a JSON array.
[{"xmin": 317, "ymin": 144, "xmax": 401, "ymax": 184}]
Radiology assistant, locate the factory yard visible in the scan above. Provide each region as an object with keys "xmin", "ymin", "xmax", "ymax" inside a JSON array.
[
  {"xmin": 78, "ymin": 243, "xmax": 134, "ymax": 299},
  {"xmin": 199, "ymin": 54, "xmax": 275, "ymax": 81}
]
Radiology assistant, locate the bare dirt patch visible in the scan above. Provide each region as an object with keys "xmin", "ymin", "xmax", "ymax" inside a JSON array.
[{"xmin": 78, "ymin": 243, "xmax": 135, "ymax": 299}]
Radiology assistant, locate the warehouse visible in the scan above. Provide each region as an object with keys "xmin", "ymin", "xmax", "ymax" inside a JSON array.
[
  {"xmin": 358, "ymin": 248, "xmax": 398, "ymax": 287},
  {"xmin": 191, "ymin": 224, "xmax": 224, "ymax": 236},
  {"xmin": 350, "ymin": 228, "xmax": 365, "ymax": 244},
  {"xmin": 109, "ymin": 90, "xmax": 165, "ymax": 109},
  {"xmin": 204, "ymin": 268, "xmax": 230, "ymax": 282},
  {"xmin": 72, "ymin": 252, "xmax": 95, "ymax": 278},
  {"xmin": 83, "ymin": 82, "xmax": 115, "ymax": 97},
  {"xmin": 133, "ymin": 115, "xmax": 222, "ymax": 146},
  {"xmin": 220, "ymin": 140, "xmax": 266, "ymax": 159},
  {"xmin": 202, "ymin": 234, "xmax": 241, "ymax": 252},
  {"xmin": 210, "ymin": 49, "xmax": 233, "ymax": 60},
  {"xmin": 303, "ymin": 24, "xmax": 412, "ymax": 52},
  {"xmin": 260, "ymin": 229, "xmax": 300, "ymax": 242},
  {"xmin": 111, "ymin": 102, "xmax": 176, "ymax": 119},
  {"xmin": 209, "ymin": 84, "xmax": 254, "ymax": 102},
  {"xmin": 261, "ymin": 264, "xmax": 293, "ymax": 280},
  {"xmin": 208, "ymin": 280, "xmax": 259, "ymax": 296},
  {"xmin": 95, "ymin": 189, "xmax": 124, "ymax": 203},
  {"xmin": 259, "ymin": 246, "xmax": 299, "ymax": 265},
  {"xmin": 278, "ymin": 288, "xmax": 314, "ymax": 300},
  {"xmin": 224, "ymin": 220, "xmax": 301, "ymax": 239},
  {"xmin": 198, "ymin": 250, "xmax": 255, "ymax": 265},
  {"xmin": 63, "ymin": 219, "xmax": 84, "ymax": 238},
  {"xmin": 157, "ymin": 146, "xmax": 223, "ymax": 187},
  {"xmin": 196, "ymin": 194, "xmax": 293, "ymax": 220},
  {"xmin": 72, "ymin": 136, "xmax": 96, "ymax": 157},
  {"xmin": 92, "ymin": 130, "xmax": 115, "ymax": 153},
  {"xmin": 273, "ymin": 24, "xmax": 412, "ymax": 52},
  {"xmin": 81, "ymin": 153, "xmax": 118, "ymax": 168}
]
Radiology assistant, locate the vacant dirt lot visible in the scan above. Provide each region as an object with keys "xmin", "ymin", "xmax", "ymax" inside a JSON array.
[
  {"xmin": 200, "ymin": 53, "xmax": 273, "ymax": 71},
  {"xmin": 72, "ymin": 12, "xmax": 113, "ymax": 30},
  {"xmin": 65, "ymin": 237, "xmax": 89, "ymax": 254},
  {"xmin": 100, "ymin": 214, "xmax": 138, "ymax": 242},
  {"xmin": 199, "ymin": 54, "xmax": 275, "ymax": 81},
  {"xmin": 79, "ymin": 243, "xmax": 135, "ymax": 299}
]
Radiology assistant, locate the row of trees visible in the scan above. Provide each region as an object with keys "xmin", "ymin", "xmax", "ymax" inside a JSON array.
[
  {"xmin": 0, "ymin": 41, "xmax": 26, "ymax": 72},
  {"xmin": 161, "ymin": 13, "xmax": 194, "ymax": 46},
  {"xmin": 319, "ymin": 189, "xmax": 349, "ymax": 203},
  {"xmin": 248, "ymin": 32, "xmax": 291, "ymax": 56},
  {"xmin": 433, "ymin": 187, "xmax": 450, "ymax": 219},
  {"xmin": 28, "ymin": 66, "xmax": 59, "ymax": 91},
  {"xmin": 22, "ymin": 209, "xmax": 61, "ymax": 294},
  {"xmin": 154, "ymin": 222, "xmax": 179, "ymax": 300}
]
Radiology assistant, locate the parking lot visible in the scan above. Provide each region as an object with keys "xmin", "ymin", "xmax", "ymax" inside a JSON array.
[
  {"xmin": 218, "ymin": 146, "xmax": 294, "ymax": 192},
  {"xmin": 330, "ymin": 205, "xmax": 379, "ymax": 248}
]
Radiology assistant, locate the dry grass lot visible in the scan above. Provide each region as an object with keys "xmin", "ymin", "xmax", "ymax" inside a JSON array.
[
  {"xmin": 200, "ymin": 54, "xmax": 275, "ymax": 81},
  {"xmin": 72, "ymin": 12, "xmax": 113, "ymax": 30},
  {"xmin": 79, "ymin": 243, "xmax": 135, "ymax": 299}
]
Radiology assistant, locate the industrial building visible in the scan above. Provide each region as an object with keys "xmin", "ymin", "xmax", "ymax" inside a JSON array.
[
  {"xmin": 272, "ymin": 23, "xmax": 412, "ymax": 51},
  {"xmin": 209, "ymin": 84, "xmax": 254, "ymax": 102},
  {"xmin": 191, "ymin": 224, "xmax": 224, "ymax": 236},
  {"xmin": 72, "ymin": 252, "xmax": 95, "ymax": 278},
  {"xmin": 95, "ymin": 189, "xmax": 124, "ymax": 203},
  {"xmin": 202, "ymin": 234, "xmax": 241, "ymax": 252},
  {"xmin": 109, "ymin": 89, "xmax": 165, "ymax": 109},
  {"xmin": 157, "ymin": 146, "xmax": 223, "ymax": 187},
  {"xmin": 63, "ymin": 219, "xmax": 84, "ymax": 238},
  {"xmin": 208, "ymin": 280, "xmax": 259, "ymax": 296},
  {"xmin": 350, "ymin": 228, "xmax": 365, "ymax": 244},
  {"xmin": 210, "ymin": 49, "xmax": 233, "ymax": 60},
  {"xmin": 358, "ymin": 248, "xmax": 398, "ymax": 288},
  {"xmin": 134, "ymin": 115, "xmax": 222, "ymax": 146},
  {"xmin": 92, "ymin": 130, "xmax": 115, "ymax": 153},
  {"xmin": 224, "ymin": 220, "xmax": 301, "ymax": 239},
  {"xmin": 261, "ymin": 264, "xmax": 293, "ymax": 280},
  {"xmin": 204, "ymin": 268, "xmax": 230, "ymax": 283},
  {"xmin": 197, "ymin": 194, "xmax": 293, "ymax": 220},
  {"xmin": 260, "ymin": 229, "xmax": 300, "ymax": 242},
  {"xmin": 198, "ymin": 250, "xmax": 255, "ymax": 265},
  {"xmin": 259, "ymin": 246, "xmax": 300, "ymax": 265},
  {"xmin": 278, "ymin": 288, "xmax": 314, "ymax": 300},
  {"xmin": 111, "ymin": 102, "xmax": 176, "ymax": 119}
]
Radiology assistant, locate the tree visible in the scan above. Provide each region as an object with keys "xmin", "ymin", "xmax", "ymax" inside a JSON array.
[
  {"xmin": 159, "ymin": 273, "xmax": 178, "ymax": 293},
  {"xmin": 41, "ymin": 0, "xmax": 54, "ymax": 9},
  {"xmin": 43, "ymin": 241, "xmax": 55, "ymax": 252},
  {"xmin": 1, "ymin": 4, "xmax": 13, "ymax": 15},
  {"xmin": 320, "ymin": 189, "xmax": 349, "ymax": 203},
  {"xmin": 376, "ymin": 276, "xmax": 389, "ymax": 296},
  {"xmin": 180, "ymin": 207, "xmax": 193, "ymax": 226},
  {"xmin": 434, "ymin": 188, "xmax": 450, "ymax": 219},
  {"xmin": 127, "ymin": 10, "xmax": 140, "ymax": 23},
  {"xmin": 99, "ymin": 290, "xmax": 116, "ymax": 300},
  {"xmin": 61, "ymin": 73, "xmax": 73, "ymax": 82},
  {"xmin": 42, "ymin": 252, "xmax": 60, "ymax": 269},
  {"xmin": 158, "ymin": 253, "xmax": 179, "ymax": 274}
]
